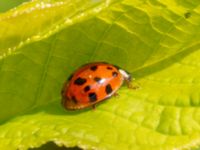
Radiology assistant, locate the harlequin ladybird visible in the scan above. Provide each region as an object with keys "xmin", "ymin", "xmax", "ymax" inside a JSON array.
[{"xmin": 62, "ymin": 62, "xmax": 133, "ymax": 110}]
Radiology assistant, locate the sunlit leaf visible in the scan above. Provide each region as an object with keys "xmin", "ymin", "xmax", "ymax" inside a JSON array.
[{"xmin": 0, "ymin": 0, "xmax": 200, "ymax": 149}]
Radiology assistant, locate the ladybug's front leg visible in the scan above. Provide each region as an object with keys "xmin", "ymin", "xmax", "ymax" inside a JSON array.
[
  {"xmin": 119, "ymin": 69, "xmax": 139, "ymax": 89},
  {"xmin": 125, "ymin": 78, "xmax": 140, "ymax": 90},
  {"xmin": 92, "ymin": 104, "xmax": 96, "ymax": 110},
  {"xmin": 113, "ymin": 92, "xmax": 119, "ymax": 97}
]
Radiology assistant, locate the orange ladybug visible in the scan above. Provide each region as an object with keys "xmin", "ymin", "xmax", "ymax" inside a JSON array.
[{"xmin": 62, "ymin": 62, "xmax": 133, "ymax": 110}]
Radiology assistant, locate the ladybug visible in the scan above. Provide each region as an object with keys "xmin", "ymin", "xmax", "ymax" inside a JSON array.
[{"xmin": 62, "ymin": 62, "xmax": 133, "ymax": 110}]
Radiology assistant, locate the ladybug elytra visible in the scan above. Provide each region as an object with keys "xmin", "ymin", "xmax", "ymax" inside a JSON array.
[{"xmin": 62, "ymin": 62, "xmax": 133, "ymax": 110}]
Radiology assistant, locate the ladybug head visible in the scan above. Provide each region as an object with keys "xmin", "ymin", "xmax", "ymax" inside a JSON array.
[{"xmin": 119, "ymin": 69, "xmax": 132, "ymax": 82}]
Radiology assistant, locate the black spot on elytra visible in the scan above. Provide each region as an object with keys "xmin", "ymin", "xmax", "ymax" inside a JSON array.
[
  {"xmin": 67, "ymin": 74, "xmax": 73, "ymax": 81},
  {"xmin": 84, "ymin": 85, "xmax": 90, "ymax": 92},
  {"xmin": 72, "ymin": 96, "xmax": 78, "ymax": 104},
  {"xmin": 112, "ymin": 71, "xmax": 118, "ymax": 77},
  {"xmin": 94, "ymin": 77, "xmax": 102, "ymax": 83},
  {"xmin": 88, "ymin": 92, "xmax": 97, "ymax": 102},
  {"xmin": 74, "ymin": 77, "xmax": 86, "ymax": 85},
  {"xmin": 105, "ymin": 84, "xmax": 113, "ymax": 95},
  {"xmin": 107, "ymin": 66, "xmax": 113, "ymax": 70},
  {"xmin": 90, "ymin": 65, "xmax": 98, "ymax": 71}
]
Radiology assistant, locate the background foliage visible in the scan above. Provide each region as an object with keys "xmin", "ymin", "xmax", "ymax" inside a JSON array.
[
  {"xmin": 1, "ymin": 0, "xmax": 200, "ymax": 150},
  {"xmin": 0, "ymin": 0, "xmax": 29, "ymax": 12}
]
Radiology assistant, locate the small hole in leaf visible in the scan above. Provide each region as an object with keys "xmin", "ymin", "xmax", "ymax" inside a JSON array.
[{"xmin": 184, "ymin": 12, "xmax": 191, "ymax": 18}]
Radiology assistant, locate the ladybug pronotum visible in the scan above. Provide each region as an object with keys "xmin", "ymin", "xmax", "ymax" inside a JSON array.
[{"xmin": 62, "ymin": 62, "xmax": 133, "ymax": 110}]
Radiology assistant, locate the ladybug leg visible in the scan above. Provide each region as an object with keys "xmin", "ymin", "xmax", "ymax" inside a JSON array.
[
  {"xmin": 119, "ymin": 69, "xmax": 139, "ymax": 89},
  {"xmin": 113, "ymin": 92, "xmax": 119, "ymax": 97},
  {"xmin": 92, "ymin": 104, "xmax": 96, "ymax": 110},
  {"xmin": 125, "ymin": 79, "xmax": 133, "ymax": 89},
  {"xmin": 125, "ymin": 78, "xmax": 140, "ymax": 90}
]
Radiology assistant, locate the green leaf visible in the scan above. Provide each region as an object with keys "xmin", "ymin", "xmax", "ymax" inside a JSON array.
[
  {"xmin": 1, "ymin": 0, "xmax": 200, "ymax": 149},
  {"xmin": 0, "ymin": 0, "xmax": 29, "ymax": 13}
]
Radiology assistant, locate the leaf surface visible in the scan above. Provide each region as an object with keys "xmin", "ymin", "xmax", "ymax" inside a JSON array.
[{"xmin": 0, "ymin": 0, "xmax": 200, "ymax": 149}]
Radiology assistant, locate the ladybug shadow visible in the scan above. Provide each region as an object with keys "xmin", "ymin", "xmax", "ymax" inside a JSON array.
[{"xmin": 27, "ymin": 100, "xmax": 100, "ymax": 116}]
